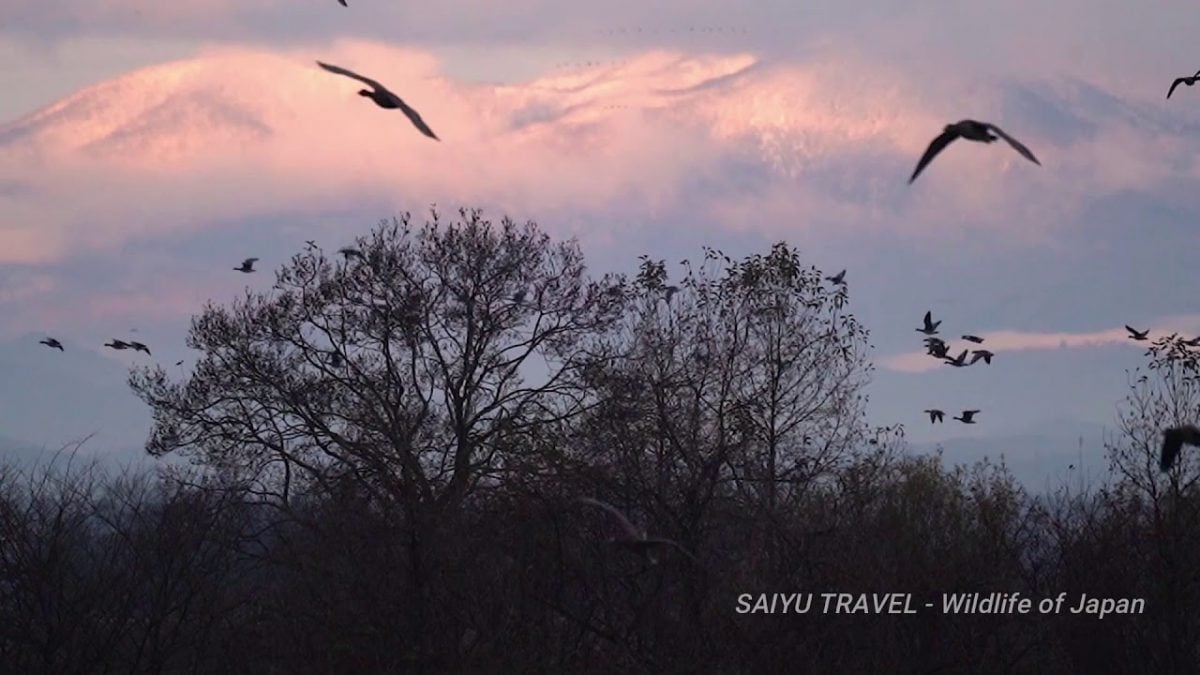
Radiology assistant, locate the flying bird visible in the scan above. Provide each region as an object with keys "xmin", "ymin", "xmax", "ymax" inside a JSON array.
[
  {"xmin": 316, "ymin": 61, "xmax": 440, "ymax": 141},
  {"xmin": 127, "ymin": 341, "xmax": 151, "ymax": 355},
  {"xmin": 234, "ymin": 258, "xmax": 259, "ymax": 273},
  {"xmin": 962, "ymin": 335, "xmax": 984, "ymax": 344},
  {"xmin": 338, "ymin": 247, "xmax": 363, "ymax": 259},
  {"xmin": 924, "ymin": 409, "xmax": 945, "ymax": 423},
  {"xmin": 39, "ymin": 337, "xmax": 63, "ymax": 352},
  {"xmin": 1167, "ymin": 70, "xmax": 1200, "ymax": 99},
  {"xmin": 916, "ymin": 311, "xmax": 941, "ymax": 336},
  {"xmin": 338, "ymin": 0, "xmax": 347, "ymax": 5},
  {"xmin": 1183, "ymin": 336, "xmax": 1200, "ymax": 348},
  {"xmin": 1126, "ymin": 325, "xmax": 1150, "ymax": 341},
  {"xmin": 953, "ymin": 409, "xmax": 981, "ymax": 424},
  {"xmin": 926, "ymin": 340, "xmax": 951, "ymax": 359},
  {"xmin": 1160, "ymin": 425, "xmax": 1200, "ymax": 471},
  {"xmin": 969, "ymin": 349, "xmax": 993, "ymax": 365},
  {"xmin": 826, "ymin": 270, "xmax": 846, "ymax": 285},
  {"xmin": 104, "ymin": 340, "xmax": 131, "ymax": 350},
  {"xmin": 909, "ymin": 120, "xmax": 1040, "ymax": 184},
  {"xmin": 943, "ymin": 349, "xmax": 970, "ymax": 367},
  {"xmin": 576, "ymin": 497, "xmax": 696, "ymax": 564}
]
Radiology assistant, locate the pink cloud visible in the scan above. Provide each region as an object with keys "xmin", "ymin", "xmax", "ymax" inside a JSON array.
[
  {"xmin": 880, "ymin": 317, "xmax": 1200, "ymax": 374},
  {"xmin": 2, "ymin": 39, "xmax": 1200, "ymax": 271}
]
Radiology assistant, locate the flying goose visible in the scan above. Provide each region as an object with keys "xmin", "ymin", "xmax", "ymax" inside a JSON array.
[
  {"xmin": 316, "ymin": 61, "xmax": 440, "ymax": 141},
  {"xmin": 926, "ymin": 341, "xmax": 951, "ymax": 359},
  {"xmin": 104, "ymin": 339, "xmax": 131, "ymax": 350},
  {"xmin": 1183, "ymin": 336, "xmax": 1200, "ymax": 347},
  {"xmin": 1125, "ymin": 325, "xmax": 1149, "ymax": 341},
  {"xmin": 968, "ymin": 349, "xmax": 993, "ymax": 365},
  {"xmin": 961, "ymin": 335, "xmax": 984, "ymax": 344},
  {"xmin": 916, "ymin": 311, "xmax": 941, "ymax": 336},
  {"xmin": 235, "ymin": 258, "xmax": 259, "ymax": 273},
  {"xmin": 909, "ymin": 120, "xmax": 1040, "ymax": 184},
  {"xmin": 924, "ymin": 409, "xmax": 945, "ymax": 423},
  {"xmin": 39, "ymin": 337, "xmax": 63, "ymax": 352},
  {"xmin": 953, "ymin": 409, "xmax": 980, "ymax": 424},
  {"xmin": 127, "ymin": 340, "xmax": 151, "ymax": 355},
  {"xmin": 338, "ymin": 247, "xmax": 363, "ymax": 259},
  {"xmin": 1160, "ymin": 425, "xmax": 1200, "ymax": 471},
  {"xmin": 1167, "ymin": 70, "xmax": 1200, "ymax": 99},
  {"xmin": 943, "ymin": 349, "xmax": 970, "ymax": 367},
  {"xmin": 576, "ymin": 497, "xmax": 696, "ymax": 564},
  {"xmin": 826, "ymin": 269, "xmax": 846, "ymax": 285}
]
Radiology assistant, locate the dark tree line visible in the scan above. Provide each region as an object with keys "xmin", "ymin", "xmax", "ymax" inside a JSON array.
[{"xmin": 2, "ymin": 208, "xmax": 1200, "ymax": 672}]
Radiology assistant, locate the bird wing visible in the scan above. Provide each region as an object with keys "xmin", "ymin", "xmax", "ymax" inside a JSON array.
[
  {"xmin": 394, "ymin": 98, "xmax": 441, "ymax": 141},
  {"xmin": 338, "ymin": 0, "xmax": 347, "ymax": 5},
  {"xmin": 1168, "ymin": 77, "xmax": 1187, "ymax": 99},
  {"xmin": 923, "ymin": 311, "xmax": 933, "ymax": 329},
  {"xmin": 317, "ymin": 61, "xmax": 386, "ymax": 92},
  {"xmin": 1125, "ymin": 325, "xmax": 1138, "ymax": 336},
  {"xmin": 984, "ymin": 124, "xmax": 1040, "ymax": 166},
  {"xmin": 909, "ymin": 130, "xmax": 959, "ymax": 183},
  {"xmin": 1161, "ymin": 428, "xmax": 1184, "ymax": 471},
  {"xmin": 577, "ymin": 497, "xmax": 643, "ymax": 540}
]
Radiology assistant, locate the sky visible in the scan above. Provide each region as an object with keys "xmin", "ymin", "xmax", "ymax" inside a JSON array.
[{"xmin": 3, "ymin": 0, "xmax": 1200, "ymax": 487}]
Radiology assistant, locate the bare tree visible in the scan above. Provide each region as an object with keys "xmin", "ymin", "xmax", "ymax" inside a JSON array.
[{"xmin": 132, "ymin": 208, "xmax": 623, "ymax": 514}]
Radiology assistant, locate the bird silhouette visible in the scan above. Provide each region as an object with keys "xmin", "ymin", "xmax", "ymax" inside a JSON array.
[
  {"xmin": 826, "ymin": 270, "xmax": 846, "ymax": 285},
  {"xmin": 1160, "ymin": 425, "xmax": 1200, "ymax": 471},
  {"xmin": 1183, "ymin": 336, "xmax": 1200, "ymax": 347},
  {"xmin": 235, "ymin": 258, "xmax": 259, "ymax": 273},
  {"xmin": 104, "ymin": 339, "xmax": 131, "ymax": 350},
  {"xmin": 909, "ymin": 120, "xmax": 1040, "ymax": 184},
  {"xmin": 924, "ymin": 409, "xmax": 945, "ymax": 423},
  {"xmin": 1125, "ymin": 325, "xmax": 1149, "ymax": 341},
  {"xmin": 926, "ymin": 339, "xmax": 951, "ymax": 359},
  {"xmin": 338, "ymin": 247, "xmax": 363, "ymax": 259},
  {"xmin": 953, "ymin": 409, "xmax": 980, "ymax": 424},
  {"xmin": 917, "ymin": 311, "xmax": 941, "ymax": 335},
  {"xmin": 1167, "ymin": 70, "xmax": 1200, "ymax": 99},
  {"xmin": 969, "ymin": 349, "xmax": 993, "ymax": 365},
  {"xmin": 664, "ymin": 286, "xmax": 679, "ymax": 302},
  {"xmin": 576, "ymin": 497, "xmax": 696, "ymax": 564},
  {"xmin": 127, "ymin": 340, "xmax": 151, "ymax": 355},
  {"xmin": 338, "ymin": 0, "xmax": 347, "ymax": 5},
  {"xmin": 962, "ymin": 335, "xmax": 984, "ymax": 343},
  {"xmin": 39, "ymin": 337, "xmax": 63, "ymax": 352},
  {"xmin": 317, "ymin": 61, "xmax": 440, "ymax": 141},
  {"xmin": 943, "ymin": 349, "xmax": 970, "ymax": 367}
]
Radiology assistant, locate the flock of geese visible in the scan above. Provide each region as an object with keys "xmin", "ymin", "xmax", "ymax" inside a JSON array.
[
  {"xmin": 22, "ymin": 5, "xmax": 1200, "ymax": 563},
  {"xmin": 914, "ymin": 310, "xmax": 993, "ymax": 427}
]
